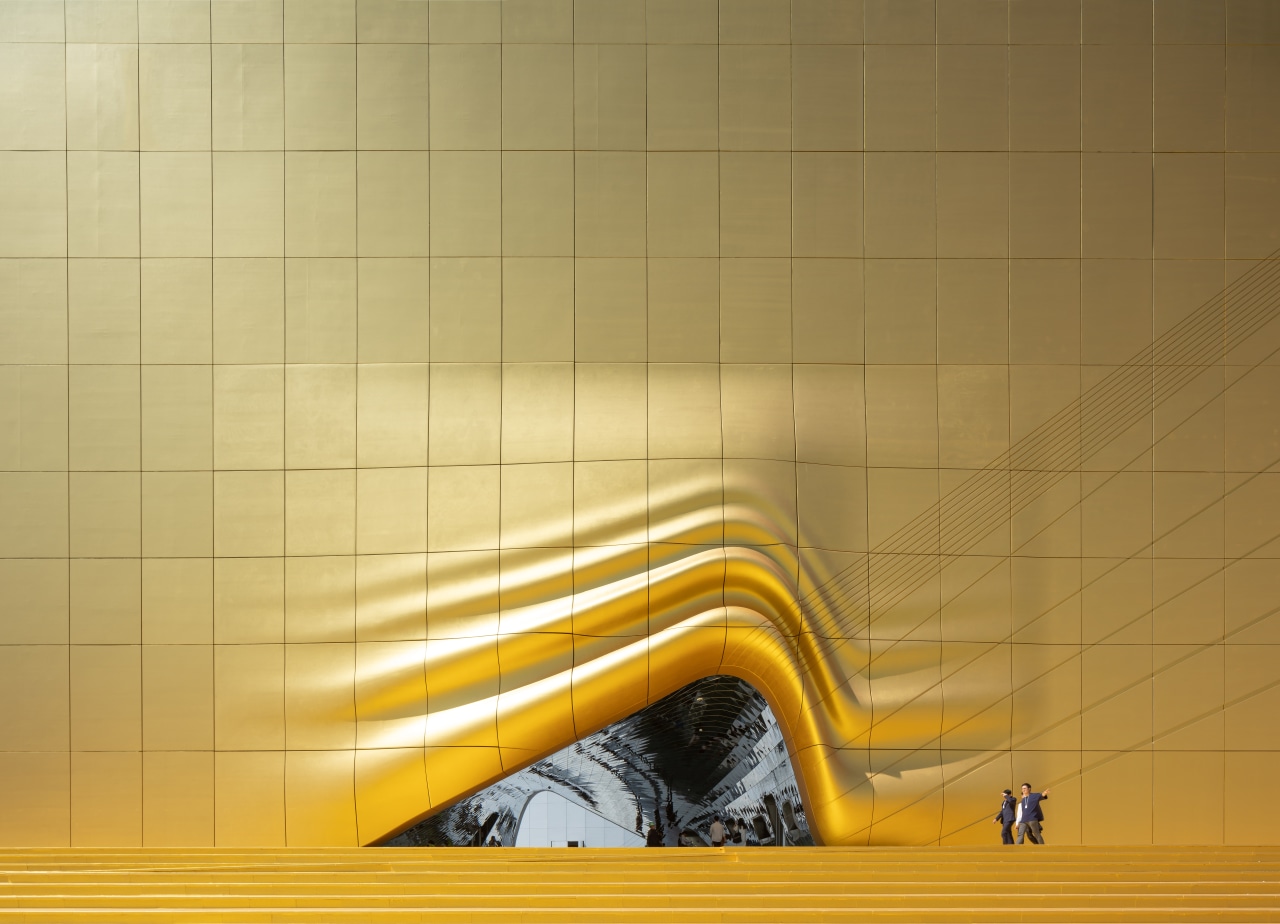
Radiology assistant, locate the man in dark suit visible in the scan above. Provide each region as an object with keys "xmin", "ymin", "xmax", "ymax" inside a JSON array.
[
  {"xmin": 992, "ymin": 789, "xmax": 1016, "ymax": 844},
  {"xmin": 1016, "ymin": 782, "xmax": 1050, "ymax": 844}
]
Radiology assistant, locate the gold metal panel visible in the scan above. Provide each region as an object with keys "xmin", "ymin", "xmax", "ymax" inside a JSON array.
[
  {"xmin": 0, "ymin": 364, "xmax": 68, "ymax": 470},
  {"xmin": 720, "ymin": 259, "xmax": 791, "ymax": 362},
  {"xmin": 865, "ymin": 259, "xmax": 935, "ymax": 363},
  {"xmin": 70, "ymin": 645, "xmax": 141, "ymax": 751},
  {"xmin": 0, "ymin": 753, "xmax": 70, "ymax": 846},
  {"xmin": 142, "ymin": 644, "xmax": 213, "ymax": 749},
  {"xmin": 936, "ymin": 153, "xmax": 1009, "ymax": 258},
  {"xmin": 215, "ymin": 557, "xmax": 283, "ymax": 644},
  {"xmin": 427, "ymin": 465, "xmax": 499, "ymax": 552},
  {"xmin": 357, "ymin": 153, "xmax": 430, "ymax": 257},
  {"xmin": 140, "ymin": 152, "xmax": 212, "ymax": 257},
  {"xmin": 70, "ymin": 471, "xmax": 141, "ymax": 557},
  {"xmin": 357, "ymin": 362, "xmax": 429, "ymax": 466},
  {"xmin": 1153, "ymin": 645, "xmax": 1224, "ymax": 750},
  {"xmin": 285, "ymin": 364, "xmax": 355, "ymax": 469},
  {"xmin": 720, "ymin": 45, "xmax": 790, "ymax": 151},
  {"xmin": 285, "ymin": 469, "xmax": 356, "ymax": 556},
  {"xmin": 214, "ymin": 259, "xmax": 284, "ymax": 360},
  {"xmin": 70, "ymin": 558, "xmax": 140, "ymax": 644},
  {"xmin": 285, "ymin": 749, "xmax": 357, "ymax": 846},
  {"xmin": 1010, "ymin": 153, "xmax": 1080, "ymax": 258},
  {"xmin": 1082, "ymin": 44, "xmax": 1153, "ymax": 152},
  {"xmin": 1227, "ymin": 47, "xmax": 1280, "ymax": 153},
  {"xmin": 1, "ymin": 259, "xmax": 67, "ymax": 363},
  {"xmin": 792, "ymin": 259, "xmax": 862, "ymax": 364},
  {"xmin": 501, "ymin": 259, "xmax": 573, "ymax": 361},
  {"xmin": 500, "ymin": 362, "xmax": 573, "ymax": 462},
  {"xmin": 284, "ymin": 43, "xmax": 355, "ymax": 150},
  {"xmin": 648, "ymin": 259, "xmax": 720, "ymax": 362},
  {"xmin": 285, "ymin": 555, "xmax": 353, "ymax": 643},
  {"xmin": 574, "ymin": 44, "xmax": 645, "ymax": 151},
  {"xmin": 1153, "ymin": 751, "xmax": 1223, "ymax": 844},
  {"xmin": 429, "ymin": 44, "xmax": 499, "ymax": 149},
  {"xmin": 430, "ymin": 257, "xmax": 501, "ymax": 361},
  {"xmin": 211, "ymin": 0, "xmax": 283, "ymax": 43},
  {"xmin": 66, "ymin": 43, "xmax": 138, "ymax": 151},
  {"xmin": 141, "ymin": 471, "xmax": 213, "ymax": 557},
  {"xmin": 355, "ymin": 747, "xmax": 429, "ymax": 843},
  {"xmin": 213, "ymin": 365, "xmax": 283, "ymax": 469},
  {"xmin": 1155, "ymin": 45, "xmax": 1225, "ymax": 152},
  {"xmin": 1155, "ymin": 153, "xmax": 1225, "ymax": 259},
  {"xmin": 1010, "ymin": 263, "xmax": 1080, "ymax": 364},
  {"xmin": 575, "ymin": 258, "xmax": 646, "ymax": 360},
  {"xmin": 357, "ymin": 261, "xmax": 429, "ymax": 362},
  {"xmin": 575, "ymin": 152, "xmax": 647, "ymax": 257},
  {"xmin": 215, "ymin": 643, "xmax": 284, "ymax": 749},
  {"xmin": 794, "ymin": 365, "xmax": 865, "ymax": 467},
  {"xmin": 67, "ymin": 3, "xmax": 139, "ymax": 43},
  {"xmin": 214, "ymin": 470, "xmax": 284, "ymax": 557},
  {"xmin": 502, "ymin": 44, "xmax": 572, "ymax": 150},
  {"xmin": 142, "ymin": 558, "xmax": 213, "ymax": 644},
  {"xmin": 792, "ymin": 44, "xmax": 861, "ymax": 152},
  {"xmin": 430, "ymin": 151, "xmax": 501, "ymax": 256},
  {"xmin": 355, "ymin": 639, "xmax": 426, "ymax": 745},
  {"xmin": 357, "ymin": 44, "xmax": 428, "ymax": 149},
  {"xmin": 720, "ymin": 364, "xmax": 795, "ymax": 461},
  {"xmin": 864, "ymin": 44, "xmax": 934, "ymax": 151},
  {"xmin": 502, "ymin": 152, "xmax": 574, "ymax": 257},
  {"xmin": 1079, "ymin": 751, "xmax": 1150, "ymax": 844},
  {"xmin": 794, "ymin": 153, "xmax": 861, "ymax": 258},
  {"xmin": 574, "ymin": 0, "xmax": 643, "ymax": 42},
  {"xmin": 68, "ymin": 152, "xmax": 140, "ymax": 257},
  {"xmin": 646, "ymin": 45, "xmax": 718, "ymax": 151},
  {"xmin": 429, "ymin": 363, "xmax": 500, "ymax": 465},
  {"xmin": 140, "ymin": 43, "xmax": 211, "ymax": 151},
  {"xmin": 0, "ymin": 559, "xmax": 68, "ymax": 644},
  {"xmin": 68, "ymin": 261, "xmax": 136, "ymax": 363},
  {"xmin": 141, "ymin": 258, "xmax": 212, "ymax": 362},
  {"xmin": 0, "ymin": 152, "xmax": 65, "ymax": 257},
  {"xmin": 647, "ymin": 364, "xmax": 722, "ymax": 460},
  {"xmin": 573, "ymin": 462, "xmax": 647, "ymax": 547},
  {"xmin": 430, "ymin": 0, "xmax": 499, "ymax": 43},
  {"xmin": 864, "ymin": 152, "xmax": 936, "ymax": 258},
  {"xmin": 720, "ymin": 153, "xmax": 791, "ymax": 257},
  {"xmin": 0, "ymin": 646, "xmax": 70, "ymax": 751},
  {"xmin": 143, "ymin": 751, "xmax": 213, "ymax": 846},
  {"xmin": 285, "ymin": 642, "xmax": 355, "ymax": 749},
  {"xmin": 285, "ymin": 151, "xmax": 357, "ymax": 257},
  {"xmin": 574, "ymin": 363, "xmax": 646, "ymax": 461},
  {"xmin": 356, "ymin": 467, "xmax": 428, "ymax": 553},
  {"xmin": 646, "ymin": 0, "xmax": 716, "ymax": 43},
  {"xmin": 286, "ymin": 258, "xmax": 357, "ymax": 362},
  {"xmin": 648, "ymin": 153, "xmax": 719, "ymax": 258},
  {"xmin": 212, "ymin": 43, "xmax": 284, "ymax": 150},
  {"xmin": 215, "ymin": 752, "xmax": 286, "ymax": 846},
  {"xmin": 71, "ymin": 752, "xmax": 141, "ymax": 847}
]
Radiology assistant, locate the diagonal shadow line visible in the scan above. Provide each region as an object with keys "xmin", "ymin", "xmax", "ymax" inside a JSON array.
[
  {"xmin": 846, "ymin": 427, "xmax": 1279, "ymax": 748},
  {"xmin": 939, "ymin": 665, "xmax": 1280, "ymax": 842},
  {"xmin": 815, "ymin": 266, "xmax": 1280, "ymax": 640},
  {"xmin": 797, "ymin": 316, "xmax": 1280, "ymax": 696},
  {"xmin": 798, "ymin": 250, "xmax": 1280, "ymax": 643},
  {"xmin": 800, "ymin": 251, "xmax": 1280, "ymax": 608},
  {"xmin": 841, "ymin": 571, "xmax": 1280, "ymax": 842},
  {"xmin": 858, "ymin": 332, "xmax": 1280, "ymax": 673}
]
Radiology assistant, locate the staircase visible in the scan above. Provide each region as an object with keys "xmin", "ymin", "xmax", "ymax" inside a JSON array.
[{"xmin": 1, "ymin": 847, "xmax": 1278, "ymax": 922}]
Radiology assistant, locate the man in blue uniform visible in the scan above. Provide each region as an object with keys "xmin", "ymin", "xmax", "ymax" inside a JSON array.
[{"xmin": 1016, "ymin": 783, "xmax": 1050, "ymax": 845}]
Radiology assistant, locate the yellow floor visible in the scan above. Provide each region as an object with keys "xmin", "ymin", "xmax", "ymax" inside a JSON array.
[{"xmin": 0, "ymin": 846, "xmax": 1278, "ymax": 922}]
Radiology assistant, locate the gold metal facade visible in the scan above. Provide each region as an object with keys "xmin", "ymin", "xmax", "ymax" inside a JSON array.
[{"xmin": 1, "ymin": 0, "xmax": 1278, "ymax": 848}]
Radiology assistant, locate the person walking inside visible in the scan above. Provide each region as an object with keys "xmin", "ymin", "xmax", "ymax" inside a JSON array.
[
  {"xmin": 708, "ymin": 815, "xmax": 727, "ymax": 847},
  {"xmin": 992, "ymin": 789, "xmax": 1016, "ymax": 844},
  {"xmin": 1016, "ymin": 783, "xmax": 1050, "ymax": 845}
]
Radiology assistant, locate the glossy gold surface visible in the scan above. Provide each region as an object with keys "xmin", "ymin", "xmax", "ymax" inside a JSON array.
[{"xmin": 2, "ymin": 0, "xmax": 1279, "ymax": 848}]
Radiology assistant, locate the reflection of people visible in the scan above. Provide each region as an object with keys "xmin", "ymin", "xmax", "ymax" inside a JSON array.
[
  {"xmin": 992, "ymin": 789, "xmax": 1016, "ymax": 844},
  {"xmin": 709, "ymin": 815, "xmax": 726, "ymax": 847},
  {"xmin": 646, "ymin": 824, "xmax": 662, "ymax": 847},
  {"xmin": 1016, "ymin": 783, "xmax": 1050, "ymax": 845}
]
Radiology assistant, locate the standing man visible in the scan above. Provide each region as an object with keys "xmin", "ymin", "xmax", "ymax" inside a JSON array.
[
  {"xmin": 709, "ymin": 815, "xmax": 727, "ymax": 847},
  {"xmin": 992, "ymin": 789, "xmax": 1016, "ymax": 844},
  {"xmin": 1016, "ymin": 783, "xmax": 1050, "ymax": 845}
]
